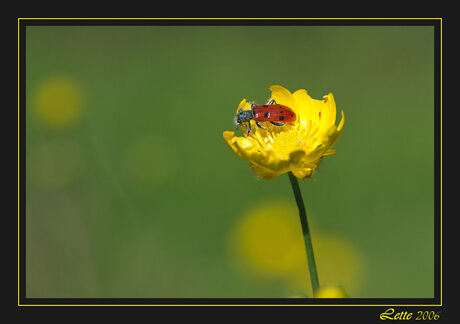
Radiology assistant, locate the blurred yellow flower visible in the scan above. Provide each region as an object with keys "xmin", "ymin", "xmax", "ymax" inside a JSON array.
[
  {"xmin": 314, "ymin": 286, "xmax": 348, "ymax": 298},
  {"xmin": 228, "ymin": 200, "xmax": 365, "ymax": 296},
  {"xmin": 223, "ymin": 85, "xmax": 345, "ymax": 179},
  {"xmin": 33, "ymin": 76, "xmax": 85, "ymax": 129},
  {"xmin": 299, "ymin": 233, "xmax": 365, "ymax": 297},
  {"xmin": 228, "ymin": 201, "xmax": 304, "ymax": 279}
]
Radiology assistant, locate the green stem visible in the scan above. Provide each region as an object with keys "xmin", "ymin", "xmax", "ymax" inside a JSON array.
[{"xmin": 287, "ymin": 171, "xmax": 320, "ymax": 295}]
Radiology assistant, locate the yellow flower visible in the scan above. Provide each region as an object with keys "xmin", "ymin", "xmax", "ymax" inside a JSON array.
[
  {"xmin": 228, "ymin": 200, "xmax": 366, "ymax": 297},
  {"xmin": 314, "ymin": 286, "xmax": 348, "ymax": 298},
  {"xmin": 223, "ymin": 85, "xmax": 345, "ymax": 179},
  {"xmin": 33, "ymin": 76, "xmax": 85, "ymax": 130},
  {"xmin": 228, "ymin": 201, "xmax": 305, "ymax": 279}
]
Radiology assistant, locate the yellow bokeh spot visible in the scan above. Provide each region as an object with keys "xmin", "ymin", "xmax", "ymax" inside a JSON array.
[
  {"xmin": 314, "ymin": 286, "xmax": 347, "ymax": 298},
  {"xmin": 307, "ymin": 233, "xmax": 365, "ymax": 296},
  {"xmin": 229, "ymin": 201, "xmax": 305, "ymax": 279},
  {"xmin": 33, "ymin": 76, "xmax": 84, "ymax": 129},
  {"xmin": 228, "ymin": 200, "xmax": 366, "ymax": 296}
]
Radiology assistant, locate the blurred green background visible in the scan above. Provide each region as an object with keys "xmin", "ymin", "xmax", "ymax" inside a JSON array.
[{"xmin": 25, "ymin": 24, "xmax": 435, "ymax": 299}]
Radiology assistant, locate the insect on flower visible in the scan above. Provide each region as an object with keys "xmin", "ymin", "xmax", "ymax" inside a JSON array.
[
  {"xmin": 224, "ymin": 85, "xmax": 345, "ymax": 180},
  {"xmin": 235, "ymin": 100, "xmax": 296, "ymax": 135}
]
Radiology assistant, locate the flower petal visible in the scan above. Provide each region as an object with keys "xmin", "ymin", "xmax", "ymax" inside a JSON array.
[
  {"xmin": 337, "ymin": 110, "xmax": 345, "ymax": 132},
  {"xmin": 320, "ymin": 92, "xmax": 337, "ymax": 130},
  {"xmin": 289, "ymin": 149, "xmax": 306, "ymax": 165},
  {"xmin": 292, "ymin": 89, "xmax": 318, "ymax": 123},
  {"xmin": 263, "ymin": 154, "xmax": 292, "ymax": 174},
  {"xmin": 223, "ymin": 131, "xmax": 238, "ymax": 153},
  {"xmin": 327, "ymin": 110, "xmax": 345, "ymax": 148},
  {"xmin": 292, "ymin": 167, "xmax": 315, "ymax": 179},
  {"xmin": 233, "ymin": 137, "xmax": 264, "ymax": 161},
  {"xmin": 223, "ymin": 130, "xmax": 235, "ymax": 141},
  {"xmin": 250, "ymin": 164, "xmax": 282, "ymax": 180},
  {"xmin": 269, "ymin": 85, "xmax": 296, "ymax": 109},
  {"xmin": 323, "ymin": 149, "xmax": 337, "ymax": 156},
  {"xmin": 236, "ymin": 98, "xmax": 251, "ymax": 113},
  {"xmin": 223, "ymin": 131, "xmax": 256, "ymax": 161}
]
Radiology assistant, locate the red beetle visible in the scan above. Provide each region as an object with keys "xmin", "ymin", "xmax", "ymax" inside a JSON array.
[{"xmin": 235, "ymin": 100, "xmax": 296, "ymax": 135}]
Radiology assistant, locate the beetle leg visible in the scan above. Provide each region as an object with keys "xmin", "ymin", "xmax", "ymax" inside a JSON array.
[
  {"xmin": 270, "ymin": 121, "xmax": 284, "ymax": 126},
  {"xmin": 246, "ymin": 122, "xmax": 251, "ymax": 135},
  {"xmin": 255, "ymin": 121, "xmax": 267, "ymax": 130}
]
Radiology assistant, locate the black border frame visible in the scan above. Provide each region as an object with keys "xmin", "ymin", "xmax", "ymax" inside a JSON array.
[{"xmin": 18, "ymin": 18, "xmax": 442, "ymax": 309}]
